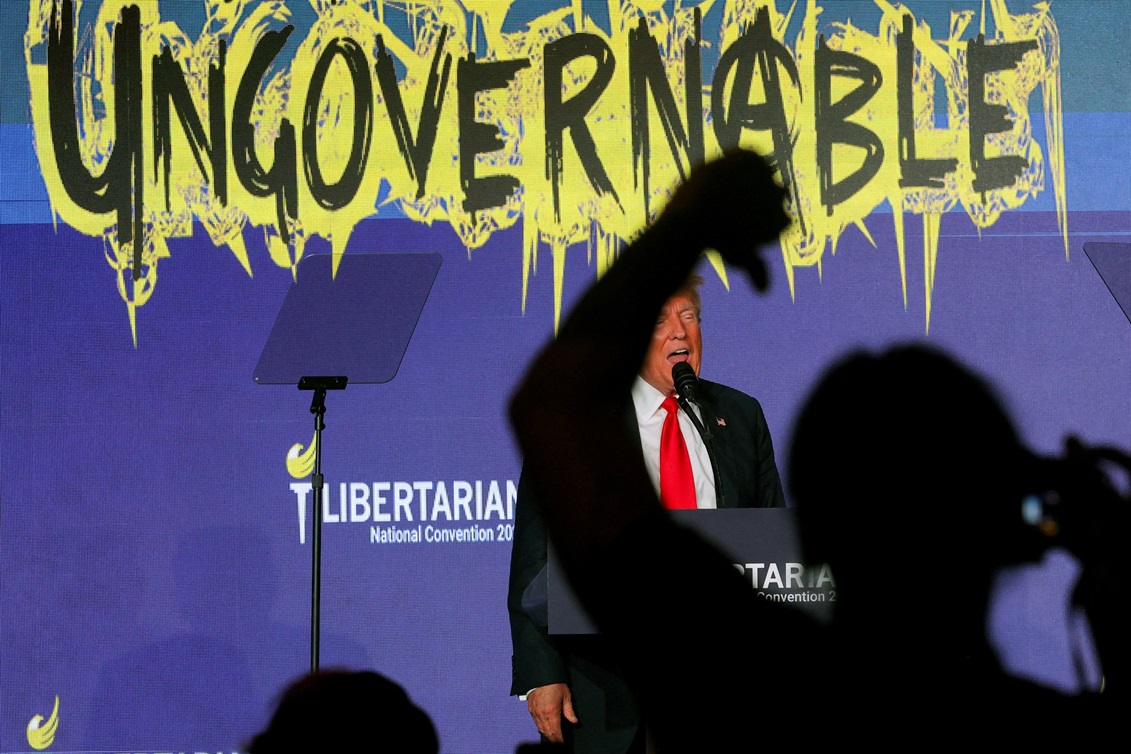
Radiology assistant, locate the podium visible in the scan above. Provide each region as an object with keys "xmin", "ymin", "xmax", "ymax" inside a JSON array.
[
  {"xmin": 255, "ymin": 251, "xmax": 442, "ymax": 671},
  {"xmin": 545, "ymin": 508, "xmax": 835, "ymax": 634}
]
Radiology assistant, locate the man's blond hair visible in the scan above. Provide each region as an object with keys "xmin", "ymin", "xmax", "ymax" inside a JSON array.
[{"xmin": 675, "ymin": 272, "xmax": 705, "ymax": 315}]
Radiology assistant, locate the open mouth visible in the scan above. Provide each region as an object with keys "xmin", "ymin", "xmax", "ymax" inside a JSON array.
[{"xmin": 667, "ymin": 348, "xmax": 690, "ymax": 363}]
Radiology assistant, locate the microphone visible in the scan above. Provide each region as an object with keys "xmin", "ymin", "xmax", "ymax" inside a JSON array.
[
  {"xmin": 671, "ymin": 360, "xmax": 724, "ymax": 505},
  {"xmin": 672, "ymin": 361, "xmax": 701, "ymax": 404}
]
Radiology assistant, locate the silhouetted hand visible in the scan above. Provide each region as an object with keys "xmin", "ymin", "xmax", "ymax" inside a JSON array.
[{"xmin": 662, "ymin": 148, "xmax": 791, "ymax": 291}]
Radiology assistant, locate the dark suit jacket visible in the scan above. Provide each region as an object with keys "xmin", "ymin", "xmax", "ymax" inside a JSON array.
[{"xmin": 507, "ymin": 379, "xmax": 784, "ymax": 753}]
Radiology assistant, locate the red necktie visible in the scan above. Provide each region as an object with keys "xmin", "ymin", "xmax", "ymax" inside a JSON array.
[{"xmin": 660, "ymin": 396, "xmax": 697, "ymax": 509}]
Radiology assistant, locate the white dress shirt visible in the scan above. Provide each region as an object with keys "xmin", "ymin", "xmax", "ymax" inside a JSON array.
[
  {"xmin": 519, "ymin": 378, "xmax": 719, "ymax": 699},
  {"xmin": 630, "ymin": 376, "xmax": 717, "ymax": 509}
]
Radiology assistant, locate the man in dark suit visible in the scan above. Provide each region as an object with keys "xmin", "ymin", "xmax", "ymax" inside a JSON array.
[{"xmin": 507, "ymin": 273, "xmax": 785, "ymax": 752}]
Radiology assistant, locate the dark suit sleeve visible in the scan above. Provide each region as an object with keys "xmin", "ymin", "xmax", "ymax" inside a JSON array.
[
  {"xmin": 705, "ymin": 381, "xmax": 786, "ymax": 509},
  {"xmin": 507, "ymin": 465, "xmax": 567, "ymax": 696},
  {"xmin": 747, "ymin": 394, "xmax": 786, "ymax": 508}
]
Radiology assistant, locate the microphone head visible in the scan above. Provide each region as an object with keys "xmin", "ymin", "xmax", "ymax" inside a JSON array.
[{"xmin": 672, "ymin": 362, "xmax": 700, "ymax": 402}]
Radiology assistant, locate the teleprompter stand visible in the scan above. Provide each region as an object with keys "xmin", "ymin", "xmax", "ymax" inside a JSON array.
[
  {"xmin": 297, "ymin": 374, "xmax": 346, "ymax": 674},
  {"xmin": 254, "ymin": 251, "xmax": 442, "ymax": 672}
]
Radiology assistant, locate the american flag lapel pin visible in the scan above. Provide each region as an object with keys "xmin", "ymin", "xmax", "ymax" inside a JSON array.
[{"xmin": 716, "ymin": 417, "xmax": 726, "ymax": 427}]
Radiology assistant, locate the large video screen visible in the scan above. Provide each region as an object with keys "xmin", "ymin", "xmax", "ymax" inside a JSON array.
[{"xmin": 2, "ymin": 1, "xmax": 1127, "ymax": 751}]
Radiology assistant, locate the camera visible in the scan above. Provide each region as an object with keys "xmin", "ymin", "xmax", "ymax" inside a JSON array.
[{"xmin": 1011, "ymin": 439, "xmax": 1129, "ymax": 566}]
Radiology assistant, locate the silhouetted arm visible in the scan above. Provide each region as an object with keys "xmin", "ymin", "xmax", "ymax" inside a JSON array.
[{"xmin": 508, "ymin": 148, "xmax": 789, "ymax": 584}]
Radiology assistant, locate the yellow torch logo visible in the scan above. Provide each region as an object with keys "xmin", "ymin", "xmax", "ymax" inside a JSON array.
[{"xmin": 26, "ymin": 695, "xmax": 60, "ymax": 750}]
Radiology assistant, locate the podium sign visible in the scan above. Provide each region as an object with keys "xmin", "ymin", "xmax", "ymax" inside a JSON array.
[{"xmin": 547, "ymin": 509, "xmax": 835, "ymax": 634}]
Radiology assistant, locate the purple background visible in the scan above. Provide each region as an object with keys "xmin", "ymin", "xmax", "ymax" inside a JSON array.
[{"xmin": 2, "ymin": 206, "xmax": 1127, "ymax": 752}]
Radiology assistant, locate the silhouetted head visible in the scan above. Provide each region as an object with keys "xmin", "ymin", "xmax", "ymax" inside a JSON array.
[
  {"xmin": 788, "ymin": 345, "xmax": 1031, "ymax": 632},
  {"xmin": 246, "ymin": 669, "xmax": 438, "ymax": 754}
]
